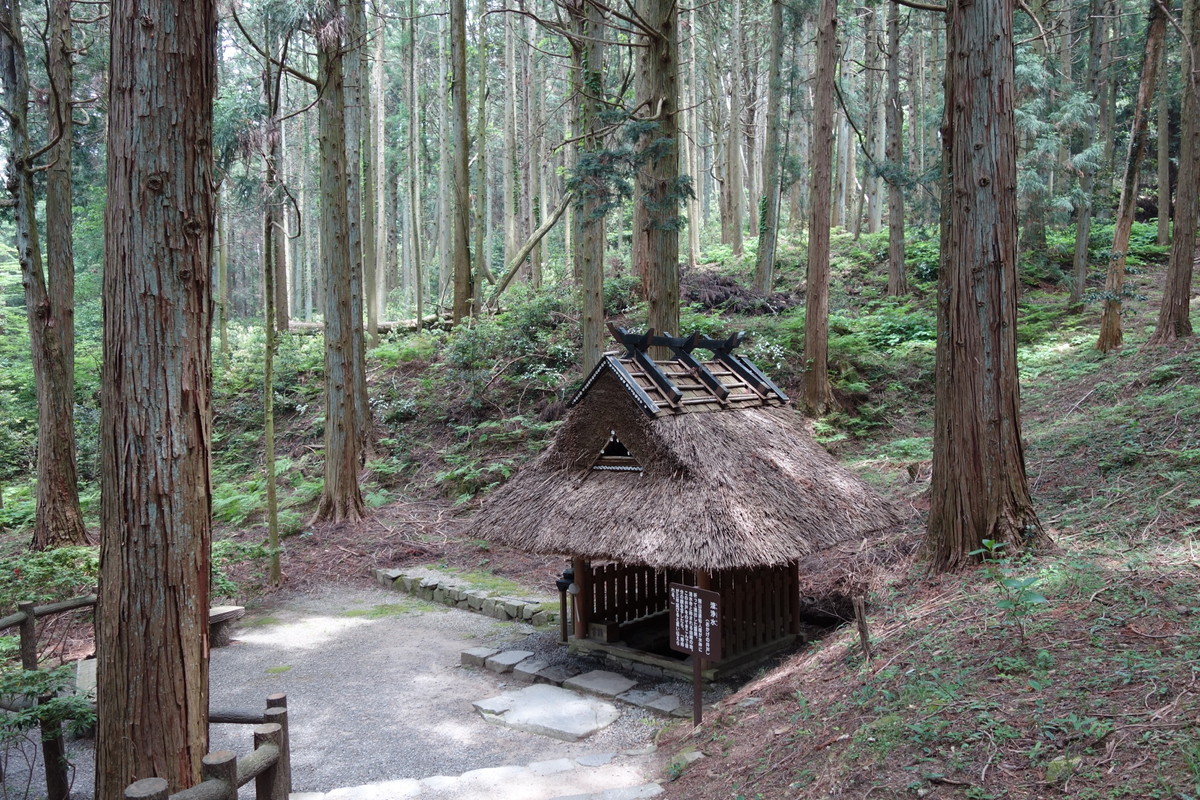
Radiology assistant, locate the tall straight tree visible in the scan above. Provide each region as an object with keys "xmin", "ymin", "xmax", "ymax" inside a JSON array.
[
  {"xmin": 1070, "ymin": 0, "xmax": 1105, "ymax": 307},
  {"xmin": 344, "ymin": 0, "xmax": 370, "ymax": 451},
  {"xmin": 474, "ymin": 0, "xmax": 489, "ymax": 296},
  {"xmin": 450, "ymin": 0, "xmax": 473, "ymax": 323},
  {"xmin": 1148, "ymin": 0, "xmax": 1198, "ymax": 344},
  {"xmin": 313, "ymin": 4, "xmax": 367, "ymax": 524},
  {"xmin": 883, "ymin": 0, "xmax": 907, "ymax": 296},
  {"xmin": 363, "ymin": 2, "xmax": 382, "ymax": 344},
  {"xmin": 753, "ymin": 0, "xmax": 784, "ymax": 293},
  {"xmin": 408, "ymin": 0, "xmax": 424, "ymax": 323},
  {"xmin": 95, "ymin": 0, "xmax": 216, "ymax": 794},
  {"xmin": 569, "ymin": 0, "xmax": 607, "ymax": 373},
  {"xmin": 46, "ymin": 0, "xmax": 74, "ymax": 379},
  {"xmin": 1095, "ymin": 0, "xmax": 1166, "ymax": 352},
  {"xmin": 633, "ymin": 0, "xmax": 682, "ymax": 343},
  {"xmin": 0, "ymin": 0, "xmax": 87, "ymax": 549},
  {"xmin": 726, "ymin": 0, "xmax": 745, "ymax": 257},
  {"xmin": 260, "ymin": 5, "xmax": 288, "ymax": 587},
  {"xmin": 927, "ymin": 0, "xmax": 1049, "ymax": 570},
  {"xmin": 1155, "ymin": 43, "xmax": 1170, "ymax": 248},
  {"xmin": 803, "ymin": 0, "xmax": 837, "ymax": 414}
]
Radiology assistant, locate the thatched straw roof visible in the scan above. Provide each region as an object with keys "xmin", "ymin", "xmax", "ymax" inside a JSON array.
[{"xmin": 471, "ymin": 354, "xmax": 899, "ymax": 571}]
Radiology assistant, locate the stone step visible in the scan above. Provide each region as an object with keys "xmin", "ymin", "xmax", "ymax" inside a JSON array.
[
  {"xmin": 473, "ymin": 684, "xmax": 620, "ymax": 742},
  {"xmin": 288, "ymin": 748, "xmax": 660, "ymax": 800},
  {"xmin": 463, "ymin": 651, "xmax": 689, "ymax": 718}
]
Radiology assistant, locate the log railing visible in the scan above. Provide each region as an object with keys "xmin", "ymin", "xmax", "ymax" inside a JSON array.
[
  {"xmin": 2, "ymin": 596, "xmax": 291, "ymax": 800},
  {"xmin": 125, "ymin": 694, "xmax": 292, "ymax": 800},
  {"xmin": 0, "ymin": 595, "xmax": 98, "ymax": 800}
]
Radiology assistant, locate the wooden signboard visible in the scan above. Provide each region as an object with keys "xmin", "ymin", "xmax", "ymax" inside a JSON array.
[{"xmin": 669, "ymin": 583, "xmax": 721, "ymax": 726}]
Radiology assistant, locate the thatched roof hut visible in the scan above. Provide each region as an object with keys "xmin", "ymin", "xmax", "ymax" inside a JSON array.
[{"xmin": 471, "ymin": 328, "xmax": 899, "ymax": 676}]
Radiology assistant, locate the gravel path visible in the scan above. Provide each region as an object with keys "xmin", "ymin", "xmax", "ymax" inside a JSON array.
[{"xmin": 6, "ymin": 585, "xmax": 670, "ymax": 799}]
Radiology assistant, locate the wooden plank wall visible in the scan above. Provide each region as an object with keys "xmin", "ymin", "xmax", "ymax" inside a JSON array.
[
  {"xmin": 713, "ymin": 565, "xmax": 793, "ymax": 659},
  {"xmin": 585, "ymin": 561, "xmax": 795, "ymax": 660},
  {"xmin": 588, "ymin": 562, "xmax": 694, "ymax": 625}
]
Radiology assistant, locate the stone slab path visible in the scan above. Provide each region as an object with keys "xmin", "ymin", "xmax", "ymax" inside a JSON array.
[
  {"xmin": 13, "ymin": 586, "xmax": 668, "ymax": 800},
  {"xmin": 205, "ymin": 586, "xmax": 665, "ymax": 797},
  {"xmin": 473, "ymin": 684, "xmax": 621, "ymax": 741},
  {"xmin": 290, "ymin": 749, "xmax": 664, "ymax": 800},
  {"xmin": 464, "ymin": 649, "xmax": 690, "ymax": 719}
]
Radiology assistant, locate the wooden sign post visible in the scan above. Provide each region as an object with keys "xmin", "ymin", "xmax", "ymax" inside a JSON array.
[{"xmin": 669, "ymin": 582, "xmax": 721, "ymax": 727}]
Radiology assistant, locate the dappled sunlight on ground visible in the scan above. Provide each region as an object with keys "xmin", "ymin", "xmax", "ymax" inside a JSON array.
[{"xmin": 232, "ymin": 614, "xmax": 373, "ymax": 648}]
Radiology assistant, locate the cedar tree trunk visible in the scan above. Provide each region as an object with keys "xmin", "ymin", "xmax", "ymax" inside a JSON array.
[
  {"xmin": 803, "ymin": 0, "xmax": 838, "ymax": 414},
  {"xmin": 633, "ymin": 0, "xmax": 682, "ymax": 344},
  {"xmin": 754, "ymin": 0, "xmax": 784, "ymax": 293},
  {"xmin": 450, "ymin": 0, "xmax": 474, "ymax": 323},
  {"xmin": 569, "ymin": 0, "xmax": 607, "ymax": 373},
  {"xmin": 0, "ymin": 0, "xmax": 87, "ymax": 550},
  {"xmin": 95, "ymin": 0, "xmax": 216, "ymax": 794},
  {"xmin": 312, "ymin": 15, "xmax": 367, "ymax": 524},
  {"xmin": 1096, "ymin": 0, "xmax": 1166, "ymax": 352},
  {"xmin": 927, "ymin": 0, "xmax": 1049, "ymax": 570},
  {"xmin": 1147, "ymin": 0, "xmax": 1198, "ymax": 344},
  {"xmin": 885, "ymin": 0, "xmax": 908, "ymax": 296}
]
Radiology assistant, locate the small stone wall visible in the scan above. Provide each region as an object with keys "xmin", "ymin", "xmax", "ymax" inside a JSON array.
[{"xmin": 375, "ymin": 567, "xmax": 560, "ymax": 627}]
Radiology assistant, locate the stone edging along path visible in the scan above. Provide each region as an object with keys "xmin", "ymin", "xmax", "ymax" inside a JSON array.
[{"xmin": 375, "ymin": 566, "xmax": 561, "ymax": 627}]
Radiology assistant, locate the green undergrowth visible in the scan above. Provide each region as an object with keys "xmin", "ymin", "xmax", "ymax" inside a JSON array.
[
  {"xmin": 665, "ymin": 550, "xmax": 1200, "ymax": 799},
  {"xmin": 1019, "ymin": 324, "xmax": 1200, "ymax": 544},
  {"xmin": 340, "ymin": 600, "xmax": 439, "ymax": 619}
]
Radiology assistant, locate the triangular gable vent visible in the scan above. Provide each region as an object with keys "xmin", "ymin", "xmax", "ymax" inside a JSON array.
[{"xmin": 592, "ymin": 431, "xmax": 643, "ymax": 472}]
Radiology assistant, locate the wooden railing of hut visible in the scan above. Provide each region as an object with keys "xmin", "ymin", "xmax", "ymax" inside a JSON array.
[
  {"xmin": 585, "ymin": 563, "xmax": 694, "ymax": 627},
  {"xmin": 710, "ymin": 565, "xmax": 799, "ymax": 658},
  {"xmin": 125, "ymin": 694, "xmax": 292, "ymax": 800},
  {"xmin": 582, "ymin": 562, "xmax": 801, "ymax": 663}
]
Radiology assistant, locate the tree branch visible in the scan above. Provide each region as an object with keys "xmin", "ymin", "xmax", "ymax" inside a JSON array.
[
  {"xmin": 231, "ymin": 6, "xmax": 318, "ymax": 87},
  {"xmin": 488, "ymin": 191, "xmax": 574, "ymax": 305},
  {"xmin": 889, "ymin": 0, "xmax": 945, "ymax": 13}
]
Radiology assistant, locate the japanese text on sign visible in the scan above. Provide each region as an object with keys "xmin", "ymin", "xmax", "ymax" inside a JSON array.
[{"xmin": 669, "ymin": 583, "xmax": 721, "ymax": 659}]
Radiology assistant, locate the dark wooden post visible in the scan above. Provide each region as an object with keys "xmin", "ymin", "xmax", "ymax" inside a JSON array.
[
  {"xmin": 789, "ymin": 561, "xmax": 802, "ymax": 636},
  {"xmin": 264, "ymin": 695, "xmax": 291, "ymax": 796},
  {"xmin": 201, "ymin": 750, "xmax": 238, "ymax": 800},
  {"xmin": 124, "ymin": 778, "xmax": 168, "ymax": 800},
  {"xmin": 18, "ymin": 601, "xmax": 69, "ymax": 800},
  {"xmin": 253, "ymin": 723, "xmax": 287, "ymax": 800},
  {"xmin": 853, "ymin": 595, "xmax": 872, "ymax": 661},
  {"xmin": 572, "ymin": 557, "xmax": 590, "ymax": 639},
  {"xmin": 694, "ymin": 571, "xmax": 711, "ymax": 673}
]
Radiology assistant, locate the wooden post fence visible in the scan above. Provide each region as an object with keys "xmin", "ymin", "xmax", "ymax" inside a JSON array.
[
  {"xmin": 0, "ymin": 595, "xmax": 293, "ymax": 800},
  {"xmin": 126, "ymin": 695, "xmax": 293, "ymax": 800},
  {"xmin": 0, "ymin": 595, "xmax": 97, "ymax": 800}
]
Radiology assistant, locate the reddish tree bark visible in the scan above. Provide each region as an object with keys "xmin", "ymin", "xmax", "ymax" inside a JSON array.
[
  {"xmin": 927, "ymin": 0, "xmax": 1050, "ymax": 570},
  {"xmin": 1147, "ymin": 0, "xmax": 1198, "ymax": 345},
  {"xmin": 803, "ymin": 0, "xmax": 838, "ymax": 414},
  {"xmin": 0, "ymin": 0, "xmax": 87, "ymax": 550},
  {"xmin": 450, "ymin": 0, "xmax": 474, "ymax": 324},
  {"xmin": 312, "ymin": 10, "xmax": 367, "ymax": 525},
  {"xmin": 568, "ymin": 0, "xmax": 607, "ymax": 373},
  {"xmin": 633, "ymin": 0, "xmax": 682, "ymax": 346},
  {"xmin": 95, "ymin": 1, "xmax": 217, "ymax": 794}
]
